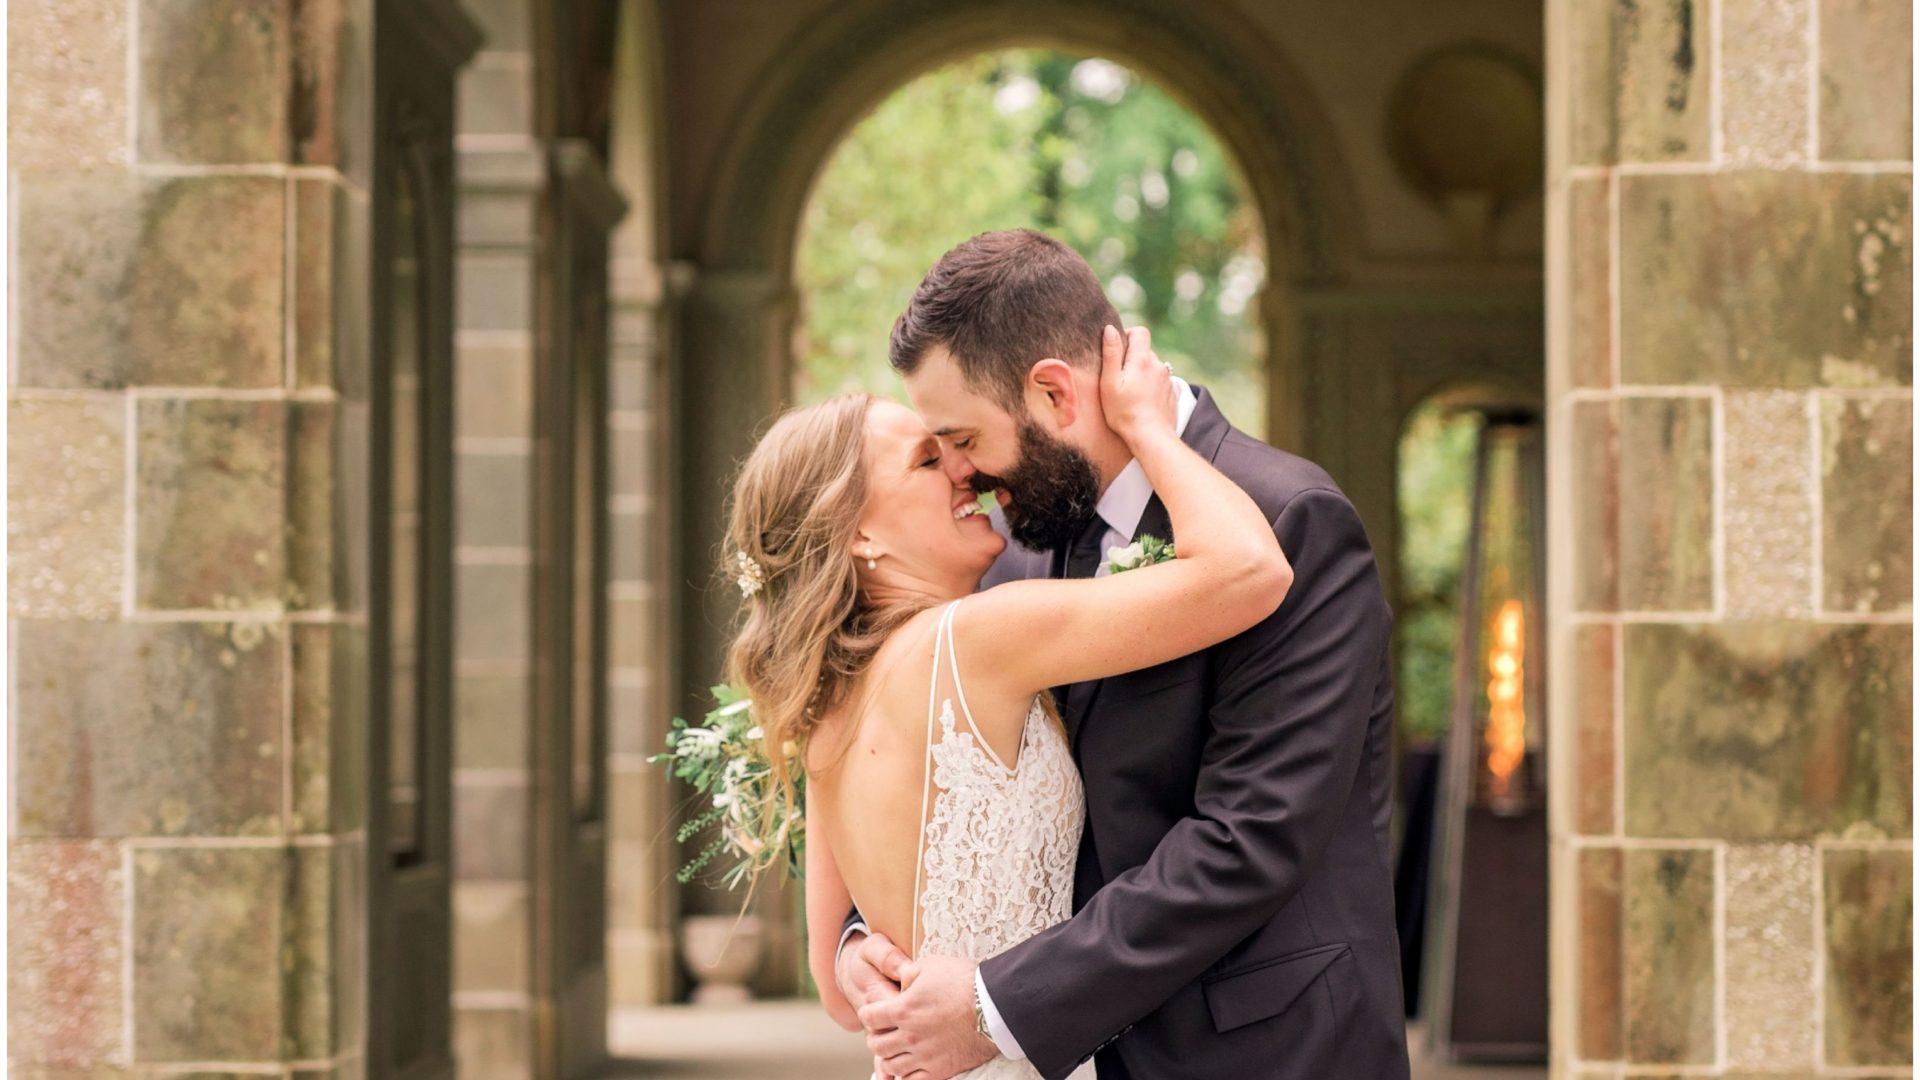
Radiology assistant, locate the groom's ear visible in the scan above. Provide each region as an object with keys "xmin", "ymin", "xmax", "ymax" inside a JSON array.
[{"xmin": 1027, "ymin": 358, "xmax": 1081, "ymax": 429}]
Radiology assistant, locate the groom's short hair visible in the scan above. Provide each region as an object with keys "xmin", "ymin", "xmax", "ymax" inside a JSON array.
[{"xmin": 889, "ymin": 229, "xmax": 1122, "ymax": 408}]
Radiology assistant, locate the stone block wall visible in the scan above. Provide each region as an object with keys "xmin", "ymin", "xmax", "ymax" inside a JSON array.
[
  {"xmin": 601, "ymin": 247, "xmax": 676, "ymax": 1011},
  {"xmin": 1548, "ymin": 0, "xmax": 1912, "ymax": 1074},
  {"xmin": 450, "ymin": 0, "xmax": 541, "ymax": 1069},
  {"xmin": 9, "ymin": 0, "xmax": 374, "ymax": 1072},
  {"xmin": 448, "ymin": 142, "xmax": 542, "ymax": 1075},
  {"xmin": 448, "ymin": 1, "xmax": 673, "ymax": 1071},
  {"xmin": 603, "ymin": 0, "xmax": 679, "ymax": 1012}
]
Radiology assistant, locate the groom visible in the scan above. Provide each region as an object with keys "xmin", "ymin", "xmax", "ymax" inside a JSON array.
[{"xmin": 839, "ymin": 229, "xmax": 1411, "ymax": 1080}]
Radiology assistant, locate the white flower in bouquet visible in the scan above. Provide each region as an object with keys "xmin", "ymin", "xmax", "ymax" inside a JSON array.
[{"xmin": 650, "ymin": 683, "xmax": 806, "ymax": 889}]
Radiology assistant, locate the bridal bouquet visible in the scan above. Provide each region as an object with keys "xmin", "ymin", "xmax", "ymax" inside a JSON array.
[{"xmin": 650, "ymin": 684, "xmax": 806, "ymax": 889}]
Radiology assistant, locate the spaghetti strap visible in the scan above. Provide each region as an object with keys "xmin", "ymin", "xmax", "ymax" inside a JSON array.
[
  {"xmin": 908, "ymin": 600, "xmax": 962, "ymax": 956},
  {"xmin": 941, "ymin": 599, "xmax": 1010, "ymax": 772}
]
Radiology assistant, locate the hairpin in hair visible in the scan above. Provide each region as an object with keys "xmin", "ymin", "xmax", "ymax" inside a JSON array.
[{"xmin": 734, "ymin": 551, "xmax": 768, "ymax": 597}]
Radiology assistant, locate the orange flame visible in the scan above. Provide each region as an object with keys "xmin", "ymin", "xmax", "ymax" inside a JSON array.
[{"xmin": 1484, "ymin": 599, "xmax": 1527, "ymax": 801}]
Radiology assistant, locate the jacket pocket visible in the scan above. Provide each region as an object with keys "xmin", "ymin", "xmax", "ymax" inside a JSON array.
[{"xmin": 1200, "ymin": 941, "xmax": 1351, "ymax": 1033}]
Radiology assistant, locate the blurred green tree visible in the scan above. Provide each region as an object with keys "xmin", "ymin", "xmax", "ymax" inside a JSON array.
[
  {"xmin": 794, "ymin": 49, "xmax": 1268, "ymax": 433},
  {"xmin": 1395, "ymin": 402, "xmax": 1483, "ymax": 744}
]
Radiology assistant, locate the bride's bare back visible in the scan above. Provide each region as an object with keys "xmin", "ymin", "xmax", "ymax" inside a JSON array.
[{"xmin": 806, "ymin": 604, "xmax": 1040, "ymax": 954}]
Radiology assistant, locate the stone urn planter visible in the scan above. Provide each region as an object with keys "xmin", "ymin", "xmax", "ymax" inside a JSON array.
[{"xmin": 681, "ymin": 913, "xmax": 765, "ymax": 1005}]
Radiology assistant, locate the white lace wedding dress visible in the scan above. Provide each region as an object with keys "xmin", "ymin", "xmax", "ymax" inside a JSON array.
[{"xmin": 890, "ymin": 600, "xmax": 1095, "ymax": 1080}]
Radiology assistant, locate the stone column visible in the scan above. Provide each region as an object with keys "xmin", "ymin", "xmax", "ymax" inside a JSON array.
[
  {"xmin": 671, "ymin": 269, "xmax": 794, "ymax": 732},
  {"xmin": 9, "ymin": 0, "xmax": 374, "ymax": 1071},
  {"xmin": 1547, "ymin": 0, "xmax": 1911, "ymax": 1074},
  {"xmin": 604, "ymin": 247, "xmax": 678, "ymax": 1010},
  {"xmin": 605, "ymin": 0, "xmax": 680, "ymax": 1009},
  {"xmin": 671, "ymin": 268, "xmax": 804, "ymax": 992},
  {"xmin": 450, "ymin": 142, "xmax": 544, "ymax": 1076},
  {"xmin": 450, "ymin": 0, "xmax": 543, "ymax": 1068}
]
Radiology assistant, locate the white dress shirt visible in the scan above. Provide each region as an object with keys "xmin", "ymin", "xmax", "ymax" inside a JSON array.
[
  {"xmin": 841, "ymin": 379, "xmax": 1202, "ymax": 1062},
  {"xmin": 1086, "ymin": 377, "xmax": 1199, "ymax": 577}
]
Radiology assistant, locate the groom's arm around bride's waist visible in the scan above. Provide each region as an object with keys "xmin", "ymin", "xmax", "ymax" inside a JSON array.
[{"xmin": 977, "ymin": 483, "xmax": 1394, "ymax": 1080}]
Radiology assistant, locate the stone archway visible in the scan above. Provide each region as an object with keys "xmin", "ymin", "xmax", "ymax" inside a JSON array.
[
  {"xmin": 699, "ymin": 0, "xmax": 1359, "ymax": 284},
  {"xmin": 667, "ymin": 0, "xmax": 1365, "ymax": 745},
  {"xmin": 661, "ymin": 0, "xmax": 1366, "ymax": 993},
  {"xmin": 694, "ymin": 0, "xmax": 1365, "ymax": 444}
]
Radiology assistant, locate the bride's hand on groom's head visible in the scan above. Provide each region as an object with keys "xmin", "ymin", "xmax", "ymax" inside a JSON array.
[{"xmin": 1100, "ymin": 324, "xmax": 1176, "ymax": 446}]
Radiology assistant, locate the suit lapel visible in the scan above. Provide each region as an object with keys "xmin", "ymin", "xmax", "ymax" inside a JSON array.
[
  {"xmin": 1178, "ymin": 384, "xmax": 1235, "ymax": 463},
  {"xmin": 1064, "ymin": 386, "xmax": 1234, "ymax": 753}
]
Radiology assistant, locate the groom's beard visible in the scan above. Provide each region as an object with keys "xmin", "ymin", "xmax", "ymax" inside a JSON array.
[{"xmin": 970, "ymin": 419, "xmax": 1103, "ymax": 552}]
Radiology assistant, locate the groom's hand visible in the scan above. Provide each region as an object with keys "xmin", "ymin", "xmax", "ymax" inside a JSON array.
[{"xmin": 860, "ymin": 954, "xmax": 997, "ymax": 1080}]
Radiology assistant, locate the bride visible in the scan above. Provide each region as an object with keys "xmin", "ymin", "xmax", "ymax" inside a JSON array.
[{"xmin": 718, "ymin": 327, "xmax": 1292, "ymax": 1078}]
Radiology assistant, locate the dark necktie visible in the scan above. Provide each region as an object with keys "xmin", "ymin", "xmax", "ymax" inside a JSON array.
[
  {"xmin": 1063, "ymin": 514, "xmax": 1109, "ymax": 581},
  {"xmin": 1050, "ymin": 516, "xmax": 1110, "ymax": 714}
]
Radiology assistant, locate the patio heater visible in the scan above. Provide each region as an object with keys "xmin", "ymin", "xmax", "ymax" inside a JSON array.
[{"xmin": 1419, "ymin": 408, "xmax": 1548, "ymax": 1062}]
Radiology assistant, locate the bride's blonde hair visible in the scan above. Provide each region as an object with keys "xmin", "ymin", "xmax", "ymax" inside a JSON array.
[{"xmin": 721, "ymin": 394, "xmax": 934, "ymax": 826}]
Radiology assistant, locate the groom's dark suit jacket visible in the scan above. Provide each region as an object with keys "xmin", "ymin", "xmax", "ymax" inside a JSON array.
[{"xmin": 976, "ymin": 388, "xmax": 1410, "ymax": 1080}]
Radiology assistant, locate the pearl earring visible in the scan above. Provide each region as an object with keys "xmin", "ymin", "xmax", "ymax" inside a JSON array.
[{"xmin": 865, "ymin": 546, "xmax": 878, "ymax": 571}]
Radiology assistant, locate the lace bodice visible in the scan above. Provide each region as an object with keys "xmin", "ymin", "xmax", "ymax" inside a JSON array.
[
  {"xmin": 914, "ymin": 697, "xmax": 1083, "ymax": 960},
  {"xmin": 903, "ymin": 602, "xmax": 1091, "ymax": 1080}
]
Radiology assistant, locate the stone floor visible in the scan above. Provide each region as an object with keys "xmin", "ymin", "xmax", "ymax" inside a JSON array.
[{"xmin": 607, "ymin": 1003, "xmax": 1549, "ymax": 1079}]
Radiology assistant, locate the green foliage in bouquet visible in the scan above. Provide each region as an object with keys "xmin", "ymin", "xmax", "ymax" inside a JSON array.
[{"xmin": 650, "ymin": 684, "xmax": 806, "ymax": 890}]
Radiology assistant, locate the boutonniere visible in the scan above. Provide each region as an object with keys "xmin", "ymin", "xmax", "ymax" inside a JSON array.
[{"xmin": 1107, "ymin": 533, "xmax": 1176, "ymax": 575}]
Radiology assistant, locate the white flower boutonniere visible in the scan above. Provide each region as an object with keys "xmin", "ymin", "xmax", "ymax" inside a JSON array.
[{"xmin": 1107, "ymin": 533, "xmax": 1176, "ymax": 575}]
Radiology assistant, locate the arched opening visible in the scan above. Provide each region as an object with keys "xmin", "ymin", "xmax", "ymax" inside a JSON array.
[
  {"xmin": 792, "ymin": 47, "xmax": 1270, "ymax": 435},
  {"xmin": 666, "ymin": 12, "xmax": 1362, "ymax": 781},
  {"xmin": 1389, "ymin": 392, "xmax": 1487, "ymax": 1027},
  {"xmin": 651, "ymin": 4, "xmax": 1548, "ymax": 1074},
  {"xmin": 670, "ymin": 43, "xmax": 1279, "ymax": 1004},
  {"xmin": 1389, "ymin": 383, "xmax": 1549, "ymax": 1060},
  {"xmin": 1396, "ymin": 397, "xmax": 1486, "ymax": 751}
]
